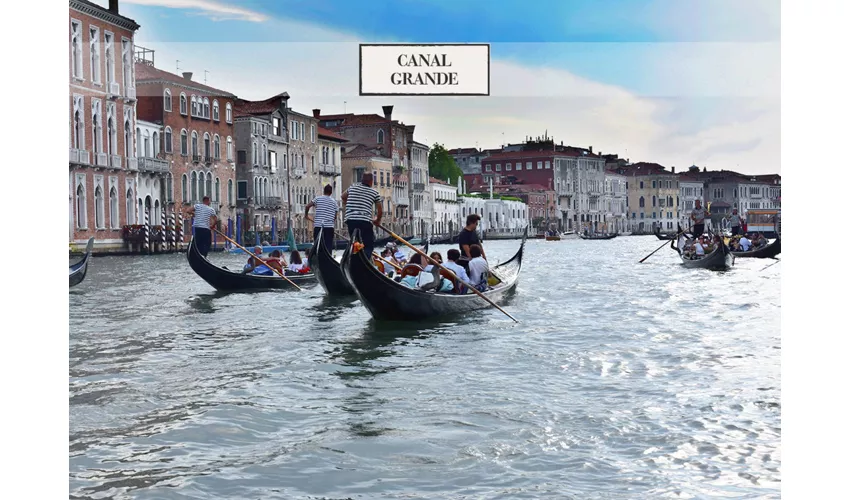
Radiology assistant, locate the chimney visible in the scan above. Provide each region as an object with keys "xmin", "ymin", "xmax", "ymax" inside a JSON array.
[
  {"xmin": 671, "ymin": 166, "xmax": 675, "ymax": 173},
  {"xmin": 182, "ymin": 72, "xmax": 193, "ymax": 81},
  {"xmin": 109, "ymin": 0, "xmax": 119, "ymax": 13},
  {"xmin": 382, "ymin": 105, "xmax": 393, "ymax": 121},
  {"xmin": 703, "ymin": 167, "xmax": 707, "ymax": 172},
  {"xmin": 589, "ymin": 146, "xmax": 593, "ymax": 153},
  {"xmin": 312, "ymin": 109, "xmax": 321, "ymax": 118}
]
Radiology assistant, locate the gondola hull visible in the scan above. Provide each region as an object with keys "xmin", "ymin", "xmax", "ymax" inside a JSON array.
[
  {"xmin": 672, "ymin": 238, "xmax": 734, "ymax": 270},
  {"xmin": 308, "ymin": 234, "xmax": 355, "ymax": 296},
  {"xmin": 579, "ymin": 233, "xmax": 618, "ymax": 240},
  {"xmin": 187, "ymin": 237, "xmax": 316, "ymax": 291},
  {"xmin": 343, "ymin": 230, "xmax": 525, "ymax": 322},
  {"xmin": 654, "ymin": 227, "xmax": 675, "ymax": 240},
  {"xmin": 731, "ymin": 238, "xmax": 781, "ymax": 259},
  {"xmin": 69, "ymin": 237, "xmax": 94, "ymax": 287}
]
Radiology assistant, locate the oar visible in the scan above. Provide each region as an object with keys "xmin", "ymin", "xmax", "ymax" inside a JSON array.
[
  {"xmin": 375, "ymin": 223, "xmax": 518, "ymax": 323},
  {"xmin": 761, "ymin": 259, "xmax": 780, "ymax": 271},
  {"xmin": 374, "ymin": 253, "xmax": 402, "ymax": 271},
  {"xmin": 213, "ymin": 228, "xmax": 303, "ymax": 291},
  {"xmin": 639, "ymin": 225, "xmax": 692, "ymax": 263}
]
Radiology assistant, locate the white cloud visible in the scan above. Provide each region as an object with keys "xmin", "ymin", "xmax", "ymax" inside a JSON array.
[{"xmin": 123, "ymin": 0, "xmax": 268, "ymax": 22}]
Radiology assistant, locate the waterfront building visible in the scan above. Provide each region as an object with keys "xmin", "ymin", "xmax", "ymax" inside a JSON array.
[
  {"xmin": 617, "ymin": 162, "xmax": 680, "ymax": 234},
  {"xmin": 430, "ymin": 177, "xmax": 460, "ymax": 237},
  {"xmin": 410, "ymin": 141, "xmax": 431, "ymax": 238}
]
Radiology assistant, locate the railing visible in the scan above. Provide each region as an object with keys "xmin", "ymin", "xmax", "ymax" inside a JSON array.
[
  {"xmin": 318, "ymin": 163, "xmax": 340, "ymax": 175},
  {"xmin": 192, "ymin": 154, "xmax": 202, "ymax": 163},
  {"xmin": 412, "ymin": 182, "xmax": 426, "ymax": 191},
  {"xmin": 293, "ymin": 167, "xmax": 306, "ymax": 179},
  {"xmin": 94, "ymin": 152, "xmax": 108, "ymax": 167},
  {"xmin": 108, "ymin": 81, "xmax": 120, "ymax": 97},
  {"xmin": 126, "ymin": 157, "xmax": 138, "ymax": 170},
  {"xmin": 109, "ymin": 154, "xmax": 122, "ymax": 168},
  {"xmin": 138, "ymin": 157, "xmax": 170, "ymax": 173},
  {"xmin": 69, "ymin": 148, "xmax": 90, "ymax": 165},
  {"xmin": 393, "ymin": 194, "xmax": 410, "ymax": 206},
  {"xmin": 125, "ymin": 86, "xmax": 136, "ymax": 100},
  {"xmin": 262, "ymin": 196, "xmax": 282, "ymax": 207}
]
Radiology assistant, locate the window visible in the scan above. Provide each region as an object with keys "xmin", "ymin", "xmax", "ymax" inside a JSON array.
[
  {"xmin": 206, "ymin": 172, "xmax": 212, "ymax": 198},
  {"xmin": 71, "ymin": 20, "xmax": 83, "ymax": 79},
  {"xmin": 72, "ymin": 97, "xmax": 85, "ymax": 150},
  {"xmin": 181, "ymin": 174, "xmax": 188, "ymax": 201},
  {"xmin": 485, "ymin": 164, "xmax": 492, "ymax": 172},
  {"xmin": 212, "ymin": 100, "xmax": 219, "ymax": 121},
  {"xmin": 180, "ymin": 129, "xmax": 188, "ymax": 155},
  {"xmin": 545, "ymin": 161, "xmax": 551, "ymax": 169},
  {"xmin": 226, "ymin": 136, "xmax": 233, "ymax": 161},
  {"xmin": 164, "ymin": 127, "xmax": 172, "ymax": 153},
  {"xmin": 104, "ymin": 32, "xmax": 115, "ymax": 86},
  {"xmin": 204, "ymin": 133, "xmax": 211, "ymax": 158},
  {"xmin": 203, "ymin": 97, "xmax": 210, "ymax": 119},
  {"xmin": 164, "ymin": 89, "xmax": 172, "ymax": 112},
  {"xmin": 106, "ymin": 106, "xmax": 117, "ymax": 156},
  {"xmin": 123, "ymin": 117, "xmax": 132, "ymax": 156},
  {"xmin": 291, "ymin": 120, "xmax": 297, "ymax": 140},
  {"xmin": 652, "ymin": 180, "xmax": 657, "ymax": 188},
  {"xmin": 180, "ymin": 93, "xmax": 187, "ymax": 115},
  {"xmin": 142, "ymin": 130, "xmax": 150, "ymax": 157},
  {"xmin": 526, "ymin": 162, "xmax": 532, "ymax": 170},
  {"xmin": 311, "ymin": 155, "xmax": 316, "ymax": 173},
  {"xmin": 262, "ymin": 144, "xmax": 268, "ymax": 165},
  {"xmin": 639, "ymin": 196, "xmax": 645, "ymax": 208},
  {"xmin": 190, "ymin": 172, "xmax": 198, "ymax": 202},
  {"xmin": 537, "ymin": 161, "xmax": 543, "ymax": 169},
  {"xmin": 506, "ymin": 162, "xmax": 512, "ymax": 171},
  {"xmin": 377, "ymin": 129, "xmax": 384, "ymax": 144},
  {"xmin": 300, "ymin": 122, "xmax": 305, "ymax": 141},
  {"xmin": 76, "ymin": 182, "xmax": 87, "ymax": 228},
  {"xmin": 214, "ymin": 177, "xmax": 220, "ymax": 202},
  {"xmin": 190, "ymin": 96, "xmax": 197, "ymax": 116},
  {"xmin": 226, "ymin": 103, "xmax": 232, "ymax": 123},
  {"xmin": 237, "ymin": 180, "xmax": 248, "ymax": 200},
  {"xmin": 270, "ymin": 150, "xmax": 277, "ymax": 172},
  {"xmin": 125, "ymin": 188, "xmax": 135, "ymax": 224},
  {"xmin": 652, "ymin": 196, "xmax": 656, "ymax": 207},
  {"xmin": 121, "ymin": 38, "xmax": 132, "ymax": 94},
  {"xmin": 214, "ymin": 135, "xmax": 220, "ymax": 159},
  {"xmin": 89, "ymin": 27, "xmax": 101, "ymax": 83},
  {"xmin": 94, "ymin": 186, "xmax": 104, "ymax": 229},
  {"xmin": 109, "ymin": 187, "xmax": 119, "ymax": 229},
  {"xmin": 272, "ymin": 117, "xmax": 281, "ymax": 136},
  {"xmin": 253, "ymin": 142, "xmax": 258, "ymax": 165},
  {"xmin": 652, "ymin": 212, "xmax": 657, "ymax": 219},
  {"xmin": 311, "ymin": 124, "xmax": 316, "ymax": 143},
  {"xmin": 152, "ymin": 131, "xmax": 159, "ymax": 156},
  {"xmin": 91, "ymin": 100, "xmax": 102, "ymax": 154},
  {"xmin": 228, "ymin": 179, "xmax": 234, "ymax": 204},
  {"xmin": 191, "ymin": 132, "xmax": 198, "ymax": 156}
]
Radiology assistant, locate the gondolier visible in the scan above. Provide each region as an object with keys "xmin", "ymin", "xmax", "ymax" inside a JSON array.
[
  {"xmin": 305, "ymin": 184, "xmax": 339, "ymax": 252},
  {"xmin": 726, "ymin": 208, "xmax": 744, "ymax": 235},
  {"xmin": 458, "ymin": 214, "xmax": 486, "ymax": 269},
  {"xmin": 689, "ymin": 199, "xmax": 709, "ymax": 238},
  {"xmin": 187, "ymin": 196, "xmax": 218, "ymax": 257},
  {"xmin": 342, "ymin": 172, "xmax": 383, "ymax": 259}
]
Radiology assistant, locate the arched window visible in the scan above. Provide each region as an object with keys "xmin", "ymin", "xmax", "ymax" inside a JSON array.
[
  {"xmin": 180, "ymin": 129, "xmax": 188, "ymax": 155},
  {"xmin": 226, "ymin": 136, "xmax": 233, "ymax": 161},
  {"xmin": 191, "ymin": 171, "xmax": 198, "ymax": 202},
  {"xmin": 76, "ymin": 183, "xmax": 87, "ymax": 228},
  {"xmin": 95, "ymin": 186, "xmax": 104, "ymax": 228},
  {"xmin": 652, "ymin": 195, "xmax": 657, "ymax": 207},
  {"xmin": 164, "ymin": 89, "xmax": 172, "ymax": 112},
  {"xmin": 254, "ymin": 178, "xmax": 259, "ymax": 201},
  {"xmin": 377, "ymin": 129, "xmax": 384, "ymax": 144},
  {"xmin": 92, "ymin": 103, "xmax": 102, "ymax": 154},
  {"xmin": 106, "ymin": 117, "xmax": 115, "ymax": 156},
  {"xmin": 191, "ymin": 131, "xmax": 198, "ymax": 156},
  {"xmin": 181, "ymin": 173, "xmax": 188, "ymax": 202},
  {"xmin": 262, "ymin": 144, "xmax": 267, "ymax": 165},
  {"xmin": 164, "ymin": 127, "xmax": 172, "ymax": 153},
  {"xmin": 179, "ymin": 93, "xmax": 187, "ymax": 115},
  {"xmin": 73, "ymin": 110, "xmax": 83, "ymax": 149},
  {"xmin": 152, "ymin": 131, "xmax": 159, "ymax": 156},
  {"xmin": 124, "ymin": 119, "xmax": 131, "ymax": 156},
  {"xmin": 203, "ymin": 97, "xmax": 210, "ymax": 118},
  {"xmin": 190, "ymin": 95, "xmax": 197, "ymax": 116},
  {"xmin": 214, "ymin": 177, "xmax": 220, "ymax": 202},
  {"xmin": 213, "ymin": 100, "xmax": 220, "ymax": 121},
  {"xmin": 109, "ymin": 187, "xmax": 119, "ymax": 228},
  {"xmin": 227, "ymin": 179, "xmax": 233, "ymax": 205},
  {"xmin": 225, "ymin": 103, "xmax": 232, "ymax": 123},
  {"xmin": 214, "ymin": 135, "xmax": 220, "ymax": 159},
  {"xmin": 203, "ymin": 132, "xmax": 211, "ymax": 158},
  {"xmin": 253, "ymin": 142, "xmax": 258, "ymax": 165},
  {"xmin": 639, "ymin": 196, "xmax": 645, "ymax": 208},
  {"xmin": 135, "ymin": 127, "xmax": 140, "ymax": 155},
  {"xmin": 206, "ymin": 172, "xmax": 212, "ymax": 198},
  {"xmin": 126, "ymin": 188, "xmax": 135, "ymax": 224},
  {"xmin": 143, "ymin": 130, "xmax": 151, "ymax": 157}
]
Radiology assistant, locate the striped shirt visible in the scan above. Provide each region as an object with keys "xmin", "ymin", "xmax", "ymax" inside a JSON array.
[
  {"xmin": 192, "ymin": 203, "xmax": 217, "ymax": 228},
  {"xmin": 312, "ymin": 195, "xmax": 339, "ymax": 228},
  {"xmin": 344, "ymin": 183, "xmax": 381, "ymax": 222}
]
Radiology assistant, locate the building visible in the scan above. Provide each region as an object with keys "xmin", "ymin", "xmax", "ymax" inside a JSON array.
[
  {"xmin": 134, "ymin": 119, "xmax": 169, "ymax": 231},
  {"xmin": 284, "ymin": 108, "xmax": 323, "ymax": 242},
  {"xmin": 134, "ymin": 52, "xmax": 238, "ymax": 247},
  {"xmin": 678, "ymin": 170, "xmax": 705, "ymax": 227},
  {"xmin": 69, "ymin": 0, "xmax": 141, "ymax": 251},
  {"xmin": 616, "ymin": 162, "xmax": 680, "ymax": 234},
  {"xmin": 604, "ymin": 170, "xmax": 629, "ymax": 234},
  {"xmin": 341, "ymin": 143, "xmax": 393, "ymax": 225},
  {"xmin": 449, "ymin": 147, "xmax": 489, "ymax": 175},
  {"xmin": 232, "ymin": 93, "xmax": 290, "ymax": 242},
  {"xmin": 430, "ymin": 177, "xmax": 459, "ymax": 237},
  {"xmin": 410, "ymin": 141, "xmax": 431, "ymax": 238},
  {"xmin": 317, "ymin": 127, "xmax": 346, "ymax": 203},
  {"xmin": 459, "ymin": 195, "xmax": 528, "ymax": 236}
]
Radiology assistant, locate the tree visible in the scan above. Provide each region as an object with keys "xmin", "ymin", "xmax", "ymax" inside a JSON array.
[{"xmin": 428, "ymin": 143, "xmax": 464, "ymax": 186}]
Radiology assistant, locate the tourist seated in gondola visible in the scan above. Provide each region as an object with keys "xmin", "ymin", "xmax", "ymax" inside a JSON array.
[
  {"xmin": 421, "ymin": 251, "xmax": 453, "ymax": 293},
  {"xmin": 242, "ymin": 246, "xmax": 264, "ymax": 274},
  {"xmin": 267, "ymin": 249, "xmax": 286, "ymax": 273},
  {"xmin": 443, "ymin": 249, "xmax": 471, "ymax": 288},
  {"xmin": 467, "ymin": 244, "xmax": 490, "ymax": 292},
  {"xmin": 288, "ymin": 250, "xmax": 310, "ymax": 273},
  {"xmin": 738, "ymin": 234, "xmax": 752, "ymax": 251},
  {"xmin": 754, "ymin": 233, "xmax": 769, "ymax": 248}
]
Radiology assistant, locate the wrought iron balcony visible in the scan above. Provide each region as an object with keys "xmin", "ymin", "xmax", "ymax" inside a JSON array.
[{"xmin": 138, "ymin": 157, "xmax": 170, "ymax": 174}]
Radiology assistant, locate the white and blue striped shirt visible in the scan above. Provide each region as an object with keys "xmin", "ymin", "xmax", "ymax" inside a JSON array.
[
  {"xmin": 344, "ymin": 183, "xmax": 381, "ymax": 223},
  {"xmin": 192, "ymin": 204, "xmax": 217, "ymax": 228},
  {"xmin": 312, "ymin": 195, "xmax": 339, "ymax": 228}
]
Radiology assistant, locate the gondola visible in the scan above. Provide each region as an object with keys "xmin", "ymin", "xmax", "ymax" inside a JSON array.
[
  {"xmin": 579, "ymin": 233, "xmax": 618, "ymax": 240},
  {"xmin": 731, "ymin": 237, "xmax": 781, "ymax": 259},
  {"xmin": 654, "ymin": 226, "xmax": 676, "ymax": 240},
  {"xmin": 375, "ymin": 234, "xmax": 413, "ymax": 247},
  {"xmin": 187, "ymin": 237, "xmax": 316, "ymax": 291},
  {"xmin": 69, "ymin": 237, "xmax": 94, "ymax": 287},
  {"xmin": 545, "ymin": 234, "xmax": 561, "ymax": 241},
  {"xmin": 670, "ymin": 235, "xmax": 734, "ymax": 270},
  {"xmin": 342, "ymin": 229, "xmax": 525, "ymax": 322},
  {"xmin": 308, "ymin": 234, "xmax": 355, "ymax": 296}
]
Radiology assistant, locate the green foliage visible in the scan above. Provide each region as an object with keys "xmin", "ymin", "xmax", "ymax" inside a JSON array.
[{"xmin": 428, "ymin": 143, "xmax": 464, "ymax": 185}]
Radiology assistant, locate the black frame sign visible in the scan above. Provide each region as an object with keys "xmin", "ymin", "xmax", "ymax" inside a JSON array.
[{"xmin": 359, "ymin": 43, "xmax": 490, "ymax": 96}]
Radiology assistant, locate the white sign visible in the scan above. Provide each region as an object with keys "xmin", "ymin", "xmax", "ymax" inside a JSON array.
[{"xmin": 360, "ymin": 44, "xmax": 490, "ymax": 96}]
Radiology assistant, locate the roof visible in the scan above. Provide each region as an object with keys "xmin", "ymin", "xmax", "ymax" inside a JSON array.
[
  {"xmin": 617, "ymin": 162, "xmax": 671, "ymax": 176},
  {"xmin": 482, "ymin": 146, "xmax": 601, "ymax": 161},
  {"xmin": 448, "ymin": 147, "xmax": 480, "ymax": 155},
  {"xmin": 70, "ymin": 0, "xmax": 140, "ymax": 31},
  {"xmin": 677, "ymin": 173, "xmax": 702, "ymax": 182},
  {"xmin": 318, "ymin": 127, "xmax": 347, "ymax": 142},
  {"xmin": 342, "ymin": 143, "xmax": 382, "ymax": 159},
  {"xmin": 135, "ymin": 63, "xmax": 236, "ymax": 97},
  {"xmin": 410, "ymin": 140, "xmax": 430, "ymax": 149},
  {"xmin": 429, "ymin": 177, "xmax": 450, "ymax": 185},
  {"xmin": 233, "ymin": 93, "xmax": 289, "ymax": 117},
  {"xmin": 709, "ymin": 201, "xmax": 731, "ymax": 208}
]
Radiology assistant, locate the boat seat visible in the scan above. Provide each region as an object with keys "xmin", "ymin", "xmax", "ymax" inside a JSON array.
[{"xmin": 439, "ymin": 269, "xmax": 459, "ymax": 292}]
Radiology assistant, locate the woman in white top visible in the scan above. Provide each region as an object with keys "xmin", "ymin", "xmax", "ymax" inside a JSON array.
[{"xmin": 287, "ymin": 250, "xmax": 306, "ymax": 272}]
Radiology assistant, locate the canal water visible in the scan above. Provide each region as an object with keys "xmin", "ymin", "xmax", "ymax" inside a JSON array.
[{"xmin": 69, "ymin": 236, "xmax": 781, "ymax": 499}]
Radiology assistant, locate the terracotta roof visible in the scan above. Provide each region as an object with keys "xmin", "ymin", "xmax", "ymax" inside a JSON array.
[
  {"xmin": 342, "ymin": 143, "xmax": 382, "ymax": 158},
  {"xmin": 135, "ymin": 63, "xmax": 236, "ymax": 97},
  {"xmin": 320, "ymin": 113, "xmax": 388, "ymax": 126},
  {"xmin": 233, "ymin": 93, "xmax": 289, "ymax": 117},
  {"xmin": 448, "ymin": 147, "xmax": 479, "ymax": 155},
  {"xmin": 429, "ymin": 177, "xmax": 450, "ymax": 185},
  {"xmin": 318, "ymin": 127, "xmax": 347, "ymax": 142}
]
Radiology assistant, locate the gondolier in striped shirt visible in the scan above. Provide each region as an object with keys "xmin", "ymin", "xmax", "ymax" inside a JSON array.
[
  {"xmin": 341, "ymin": 172, "xmax": 383, "ymax": 259},
  {"xmin": 187, "ymin": 196, "xmax": 218, "ymax": 257},
  {"xmin": 305, "ymin": 184, "xmax": 339, "ymax": 251}
]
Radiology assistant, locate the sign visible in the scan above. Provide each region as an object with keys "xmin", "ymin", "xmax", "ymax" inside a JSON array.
[{"xmin": 360, "ymin": 44, "xmax": 490, "ymax": 96}]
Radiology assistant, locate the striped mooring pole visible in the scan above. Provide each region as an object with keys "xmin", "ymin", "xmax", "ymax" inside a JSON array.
[
  {"xmin": 160, "ymin": 209, "xmax": 166, "ymax": 251},
  {"xmin": 177, "ymin": 212, "xmax": 184, "ymax": 251},
  {"xmin": 144, "ymin": 208, "xmax": 151, "ymax": 254},
  {"xmin": 168, "ymin": 211, "xmax": 176, "ymax": 250}
]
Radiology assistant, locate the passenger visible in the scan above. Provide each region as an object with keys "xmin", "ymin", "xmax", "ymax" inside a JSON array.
[
  {"xmin": 429, "ymin": 251, "xmax": 443, "ymax": 265},
  {"xmin": 242, "ymin": 246, "xmax": 264, "ymax": 274},
  {"xmin": 421, "ymin": 251, "xmax": 453, "ymax": 293},
  {"xmin": 739, "ymin": 234, "xmax": 752, "ymax": 252},
  {"xmin": 288, "ymin": 250, "xmax": 309, "ymax": 273},
  {"xmin": 398, "ymin": 254, "xmax": 426, "ymax": 288},
  {"xmin": 267, "ymin": 249, "xmax": 285, "ymax": 273},
  {"xmin": 467, "ymin": 244, "xmax": 490, "ymax": 292},
  {"xmin": 693, "ymin": 238, "xmax": 706, "ymax": 258},
  {"xmin": 392, "ymin": 243, "xmax": 408, "ymax": 266},
  {"xmin": 444, "ymin": 249, "xmax": 471, "ymax": 286}
]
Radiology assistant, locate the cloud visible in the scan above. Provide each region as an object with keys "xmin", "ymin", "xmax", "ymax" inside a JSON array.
[{"xmin": 123, "ymin": 0, "xmax": 268, "ymax": 22}]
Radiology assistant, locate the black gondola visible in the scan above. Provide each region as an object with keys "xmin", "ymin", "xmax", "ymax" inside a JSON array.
[
  {"xmin": 187, "ymin": 237, "xmax": 316, "ymax": 291},
  {"xmin": 375, "ymin": 234, "xmax": 413, "ymax": 247},
  {"xmin": 654, "ymin": 226, "xmax": 676, "ymax": 240},
  {"xmin": 308, "ymin": 233, "xmax": 355, "ymax": 296},
  {"xmin": 731, "ymin": 237, "xmax": 781, "ymax": 259},
  {"xmin": 671, "ymin": 235, "xmax": 733, "ymax": 270},
  {"xmin": 342, "ymin": 229, "xmax": 526, "ymax": 322},
  {"xmin": 579, "ymin": 233, "xmax": 618, "ymax": 240},
  {"xmin": 69, "ymin": 237, "xmax": 94, "ymax": 287}
]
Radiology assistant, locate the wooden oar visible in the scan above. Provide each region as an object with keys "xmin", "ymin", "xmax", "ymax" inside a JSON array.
[
  {"xmin": 334, "ymin": 229, "xmax": 404, "ymax": 271},
  {"xmin": 213, "ymin": 228, "xmax": 303, "ymax": 291},
  {"xmin": 639, "ymin": 225, "xmax": 692, "ymax": 263},
  {"xmin": 761, "ymin": 259, "xmax": 780, "ymax": 271},
  {"xmin": 375, "ymin": 223, "xmax": 518, "ymax": 323}
]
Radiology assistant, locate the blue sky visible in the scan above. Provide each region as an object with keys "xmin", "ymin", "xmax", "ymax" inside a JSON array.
[{"xmin": 100, "ymin": 0, "xmax": 780, "ymax": 173}]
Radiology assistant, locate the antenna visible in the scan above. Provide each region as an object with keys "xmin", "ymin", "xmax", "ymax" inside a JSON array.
[
  {"xmin": 204, "ymin": 70, "xmax": 209, "ymax": 84},
  {"xmin": 344, "ymin": 101, "xmax": 347, "ymax": 113},
  {"xmin": 176, "ymin": 60, "xmax": 180, "ymax": 73}
]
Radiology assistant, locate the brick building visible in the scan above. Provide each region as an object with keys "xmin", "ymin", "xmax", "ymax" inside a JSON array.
[
  {"xmin": 69, "ymin": 0, "xmax": 140, "ymax": 251},
  {"xmin": 134, "ymin": 54, "xmax": 238, "ymax": 245}
]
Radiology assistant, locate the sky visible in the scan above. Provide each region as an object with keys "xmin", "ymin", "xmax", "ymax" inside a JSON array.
[{"xmin": 100, "ymin": 0, "xmax": 780, "ymax": 174}]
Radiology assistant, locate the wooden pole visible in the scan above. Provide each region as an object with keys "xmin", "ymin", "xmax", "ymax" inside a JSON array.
[
  {"xmin": 375, "ymin": 223, "xmax": 518, "ymax": 323},
  {"xmin": 639, "ymin": 225, "xmax": 692, "ymax": 263},
  {"xmin": 213, "ymin": 228, "xmax": 303, "ymax": 291}
]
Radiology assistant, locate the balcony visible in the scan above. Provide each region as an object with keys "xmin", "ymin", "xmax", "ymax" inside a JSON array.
[
  {"xmin": 125, "ymin": 86, "xmax": 136, "ymax": 100},
  {"xmin": 126, "ymin": 157, "xmax": 138, "ymax": 171},
  {"xmin": 393, "ymin": 194, "xmax": 410, "ymax": 207},
  {"xmin": 260, "ymin": 196, "xmax": 282, "ymax": 208},
  {"xmin": 138, "ymin": 156, "xmax": 170, "ymax": 174},
  {"xmin": 94, "ymin": 152, "xmax": 108, "ymax": 167},
  {"xmin": 204, "ymin": 156, "xmax": 213, "ymax": 165},
  {"xmin": 109, "ymin": 154, "xmax": 122, "ymax": 168},
  {"xmin": 107, "ymin": 81, "xmax": 120, "ymax": 97},
  {"xmin": 318, "ymin": 163, "xmax": 341, "ymax": 176},
  {"xmin": 412, "ymin": 182, "xmax": 426, "ymax": 192},
  {"xmin": 69, "ymin": 148, "xmax": 90, "ymax": 165},
  {"xmin": 192, "ymin": 154, "xmax": 202, "ymax": 163},
  {"xmin": 292, "ymin": 167, "xmax": 306, "ymax": 179}
]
